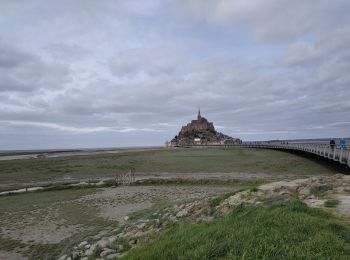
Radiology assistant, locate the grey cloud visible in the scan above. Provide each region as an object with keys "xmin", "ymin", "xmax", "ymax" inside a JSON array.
[
  {"xmin": 45, "ymin": 43, "xmax": 91, "ymax": 61},
  {"xmin": 110, "ymin": 47, "xmax": 183, "ymax": 77},
  {"xmin": 0, "ymin": 42, "xmax": 71, "ymax": 93},
  {"xmin": 283, "ymin": 27, "xmax": 350, "ymax": 66},
  {"xmin": 2, "ymin": 46, "xmax": 349, "ymax": 143},
  {"xmin": 0, "ymin": 41, "xmax": 33, "ymax": 68},
  {"xmin": 174, "ymin": 0, "xmax": 350, "ymax": 42},
  {"xmin": 0, "ymin": 120, "xmax": 163, "ymax": 134},
  {"xmin": 28, "ymin": 54, "xmax": 348, "ymax": 139}
]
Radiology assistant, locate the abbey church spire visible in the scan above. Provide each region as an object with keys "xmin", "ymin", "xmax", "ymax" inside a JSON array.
[{"xmin": 197, "ymin": 108, "xmax": 201, "ymax": 120}]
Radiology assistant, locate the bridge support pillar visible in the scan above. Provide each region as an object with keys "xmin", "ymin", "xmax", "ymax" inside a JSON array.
[{"xmin": 333, "ymin": 148, "xmax": 337, "ymax": 161}]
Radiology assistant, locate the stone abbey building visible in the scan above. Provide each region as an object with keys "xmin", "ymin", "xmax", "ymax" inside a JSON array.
[{"xmin": 166, "ymin": 110, "xmax": 242, "ymax": 147}]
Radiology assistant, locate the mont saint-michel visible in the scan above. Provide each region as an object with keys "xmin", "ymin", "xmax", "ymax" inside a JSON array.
[{"xmin": 167, "ymin": 110, "xmax": 242, "ymax": 147}]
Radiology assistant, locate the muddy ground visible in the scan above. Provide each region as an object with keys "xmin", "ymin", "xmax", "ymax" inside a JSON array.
[{"xmin": 0, "ymin": 185, "xmax": 238, "ymax": 259}]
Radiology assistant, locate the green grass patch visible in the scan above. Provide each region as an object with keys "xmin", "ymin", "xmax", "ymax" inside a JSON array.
[
  {"xmin": 250, "ymin": 187, "xmax": 259, "ymax": 192},
  {"xmin": 124, "ymin": 200, "xmax": 350, "ymax": 259},
  {"xmin": 324, "ymin": 199, "xmax": 340, "ymax": 208},
  {"xmin": 0, "ymin": 148, "xmax": 339, "ymax": 188},
  {"xmin": 0, "ymin": 188, "xmax": 97, "ymax": 211},
  {"xmin": 110, "ymin": 238, "xmax": 132, "ymax": 253},
  {"xmin": 0, "ymin": 237, "xmax": 26, "ymax": 251},
  {"xmin": 209, "ymin": 192, "xmax": 236, "ymax": 208},
  {"xmin": 92, "ymin": 245, "xmax": 103, "ymax": 258}
]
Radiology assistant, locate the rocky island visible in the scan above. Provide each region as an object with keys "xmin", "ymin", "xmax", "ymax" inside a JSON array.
[{"xmin": 166, "ymin": 110, "xmax": 242, "ymax": 147}]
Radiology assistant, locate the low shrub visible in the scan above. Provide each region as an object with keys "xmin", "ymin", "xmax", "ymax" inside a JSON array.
[
  {"xmin": 324, "ymin": 199, "xmax": 340, "ymax": 208},
  {"xmin": 209, "ymin": 192, "xmax": 235, "ymax": 208}
]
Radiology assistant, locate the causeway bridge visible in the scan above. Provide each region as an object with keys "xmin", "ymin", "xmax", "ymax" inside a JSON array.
[
  {"xmin": 238, "ymin": 142, "xmax": 350, "ymax": 169},
  {"xmin": 179, "ymin": 141, "xmax": 350, "ymax": 170}
]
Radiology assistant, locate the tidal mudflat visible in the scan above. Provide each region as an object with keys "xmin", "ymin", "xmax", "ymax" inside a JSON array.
[
  {"xmin": 0, "ymin": 148, "xmax": 344, "ymax": 259},
  {"xmin": 0, "ymin": 184, "xmax": 240, "ymax": 259}
]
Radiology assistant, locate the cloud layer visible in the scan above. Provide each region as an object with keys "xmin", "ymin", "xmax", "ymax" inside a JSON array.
[{"xmin": 0, "ymin": 0, "xmax": 349, "ymax": 149}]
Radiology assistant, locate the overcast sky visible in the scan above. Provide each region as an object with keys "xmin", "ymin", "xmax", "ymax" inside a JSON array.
[{"xmin": 1, "ymin": 0, "xmax": 350, "ymax": 150}]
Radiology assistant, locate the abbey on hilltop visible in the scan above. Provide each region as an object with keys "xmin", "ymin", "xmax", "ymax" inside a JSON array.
[{"xmin": 166, "ymin": 110, "xmax": 242, "ymax": 147}]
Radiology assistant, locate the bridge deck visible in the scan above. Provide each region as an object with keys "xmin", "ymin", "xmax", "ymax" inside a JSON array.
[{"xmin": 238, "ymin": 143, "xmax": 350, "ymax": 169}]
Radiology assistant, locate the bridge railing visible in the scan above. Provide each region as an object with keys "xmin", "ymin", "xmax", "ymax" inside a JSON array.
[{"xmin": 239, "ymin": 142, "xmax": 350, "ymax": 167}]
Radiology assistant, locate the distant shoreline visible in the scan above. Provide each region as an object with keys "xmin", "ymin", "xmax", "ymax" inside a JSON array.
[
  {"xmin": 0, "ymin": 146, "xmax": 164, "ymax": 160},
  {"xmin": 0, "ymin": 146, "xmax": 162, "ymax": 154},
  {"xmin": 1, "ymin": 137, "xmax": 349, "ymax": 158}
]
